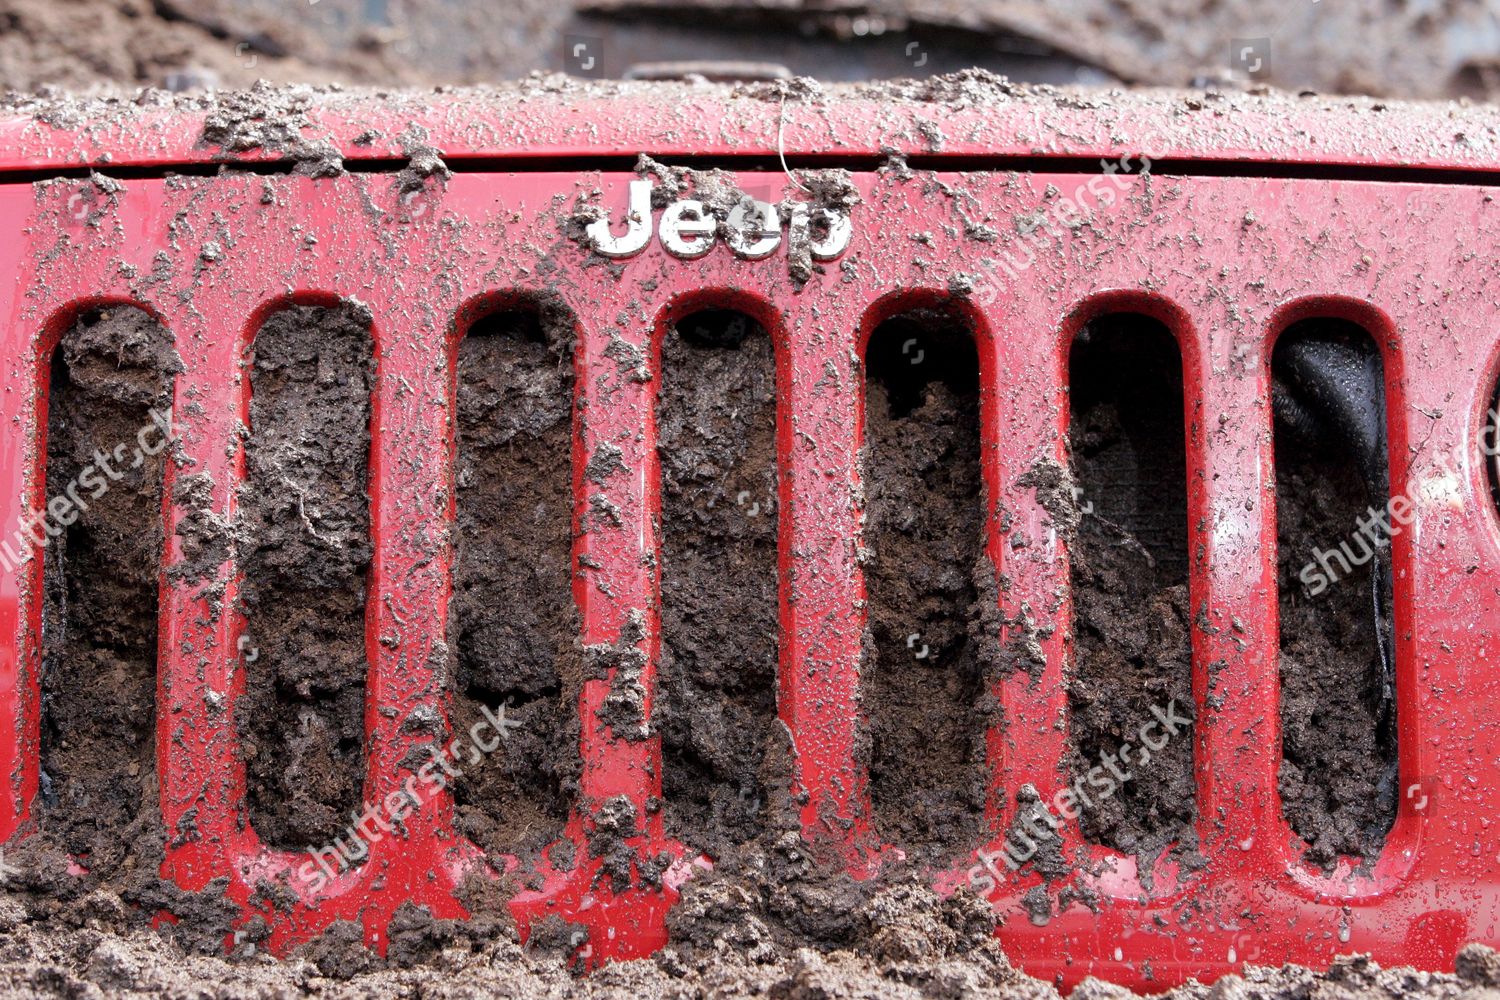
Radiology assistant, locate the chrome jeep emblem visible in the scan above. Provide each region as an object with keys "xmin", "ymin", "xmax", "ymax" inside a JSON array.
[{"xmin": 585, "ymin": 179, "xmax": 853, "ymax": 266}]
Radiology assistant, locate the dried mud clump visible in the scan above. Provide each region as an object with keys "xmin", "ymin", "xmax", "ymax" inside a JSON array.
[
  {"xmin": 449, "ymin": 303, "xmax": 581, "ymax": 868},
  {"xmin": 200, "ymin": 82, "xmax": 343, "ymax": 175},
  {"xmin": 39, "ymin": 306, "xmax": 179, "ymax": 879},
  {"xmin": 0, "ymin": 908, "xmax": 1494, "ymax": 999},
  {"xmin": 861, "ymin": 308, "xmax": 989, "ymax": 864},
  {"xmin": 237, "ymin": 303, "xmax": 373, "ymax": 849},
  {"xmin": 856, "ymin": 68, "xmax": 1030, "ymax": 106},
  {"xmin": 1065, "ymin": 316, "xmax": 1198, "ymax": 873}
]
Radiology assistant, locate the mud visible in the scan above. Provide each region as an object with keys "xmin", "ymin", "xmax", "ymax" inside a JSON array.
[
  {"xmin": 1, "ymin": 885, "xmax": 1497, "ymax": 1000},
  {"xmin": 861, "ymin": 307, "xmax": 990, "ymax": 863},
  {"xmin": 38, "ymin": 306, "xmax": 178, "ymax": 878},
  {"xmin": 1065, "ymin": 315, "xmax": 1198, "ymax": 871},
  {"xmin": 1272, "ymin": 321, "xmax": 1395, "ymax": 867},
  {"xmin": 0, "ymin": 873, "xmax": 1035, "ymax": 998},
  {"xmin": 4, "ymin": 201, "xmax": 1489, "ymax": 1000},
  {"xmin": 19, "ymin": 308, "xmax": 245, "ymax": 961},
  {"xmin": 3, "ymin": 60, "xmax": 1494, "ymax": 999},
  {"xmin": 448, "ymin": 303, "xmax": 580, "ymax": 866},
  {"xmin": 237, "ymin": 303, "xmax": 373, "ymax": 849},
  {"xmin": 653, "ymin": 309, "xmax": 782, "ymax": 860}
]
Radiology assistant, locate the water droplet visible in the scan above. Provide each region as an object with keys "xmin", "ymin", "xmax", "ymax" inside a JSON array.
[
  {"xmin": 1113, "ymin": 947, "xmax": 1123, "ymax": 961},
  {"xmin": 1228, "ymin": 946, "xmax": 1238, "ymax": 964},
  {"xmin": 1338, "ymin": 924, "xmax": 1351, "ymax": 943}
]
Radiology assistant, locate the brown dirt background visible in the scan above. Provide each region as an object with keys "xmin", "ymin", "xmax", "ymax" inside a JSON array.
[{"xmin": 1, "ymin": 0, "xmax": 1497, "ymax": 100}]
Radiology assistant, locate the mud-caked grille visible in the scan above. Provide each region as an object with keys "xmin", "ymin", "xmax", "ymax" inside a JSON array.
[{"xmin": 2, "ymin": 150, "xmax": 1498, "ymax": 989}]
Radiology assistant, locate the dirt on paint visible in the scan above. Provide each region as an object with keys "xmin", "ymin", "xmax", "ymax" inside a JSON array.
[
  {"xmin": 449, "ymin": 303, "xmax": 581, "ymax": 869},
  {"xmin": 1063, "ymin": 317, "xmax": 1198, "ymax": 875},
  {"xmin": 861, "ymin": 308, "xmax": 991, "ymax": 864},
  {"xmin": 653, "ymin": 309, "xmax": 782, "ymax": 861},
  {"xmin": 237, "ymin": 303, "xmax": 373, "ymax": 849}
]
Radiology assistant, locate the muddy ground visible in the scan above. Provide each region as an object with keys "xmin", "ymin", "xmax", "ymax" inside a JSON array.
[{"xmin": 1, "ymin": 890, "xmax": 1498, "ymax": 999}]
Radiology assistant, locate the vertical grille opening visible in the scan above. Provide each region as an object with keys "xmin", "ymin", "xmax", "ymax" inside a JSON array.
[
  {"xmin": 1066, "ymin": 314, "xmax": 1196, "ymax": 870},
  {"xmin": 656, "ymin": 308, "xmax": 780, "ymax": 859},
  {"xmin": 240, "ymin": 303, "xmax": 372, "ymax": 850},
  {"xmin": 862, "ymin": 306, "xmax": 986, "ymax": 863},
  {"xmin": 37, "ymin": 307, "xmax": 177, "ymax": 876},
  {"xmin": 1273, "ymin": 318, "xmax": 1396, "ymax": 866},
  {"xmin": 450, "ymin": 302, "xmax": 579, "ymax": 866}
]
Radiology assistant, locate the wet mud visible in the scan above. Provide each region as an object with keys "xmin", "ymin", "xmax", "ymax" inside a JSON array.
[
  {"xmin": 1272, "ymin": 320, "xmax": 1395, "ymax": 867},
  {"xmin": 1065, "ymin": 315, "xmax": 1198, "ymax": 870},
  {"xmin": 8, "ymin": 297, "xmax": 1477, "ymax": 1000},
  {"xmin": 38, "ymin": 306, "xmax": 178, "ymax": 877},
  {"xmin": 653, "ymin": 309, "xmax": 781, "ymax": 860},
  {"xmin": 449, "ymin": 303, "xmax": 580, "ymax": 867},
  {"xmin": 861, "ymin": 307, "xmax": 989, "ymax": 863},
  {"xmin": 237, "ymin": 303, "xmax": 373, "ymax": 849}
]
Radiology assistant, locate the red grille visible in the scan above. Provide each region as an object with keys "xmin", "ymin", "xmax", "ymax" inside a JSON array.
[{"xmin": 1, "ymin": 90, "xmax": 1498, "ymax": 989}]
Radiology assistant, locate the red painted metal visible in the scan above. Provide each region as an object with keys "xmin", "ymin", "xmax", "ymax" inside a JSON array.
[
  {"xmin": 0, "ymin": 85, "xmax": 1498, "ymax": 175},
  {"xmin": 0, "ymin": 92, "xmax": 1498, "ymax": 990}
]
